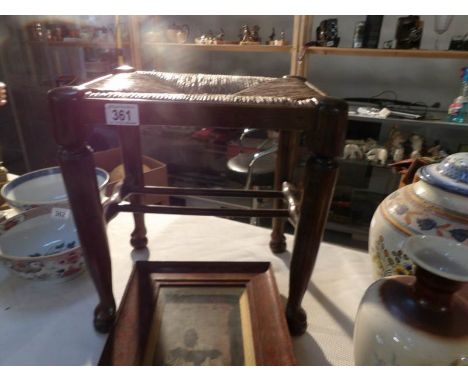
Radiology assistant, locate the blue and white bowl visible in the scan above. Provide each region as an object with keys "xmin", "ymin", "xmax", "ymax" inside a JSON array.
[
  {"xmin": 0, "ymin": 204, "xmax": 84, "ymax": 281},
  {"xmin": 0, "ymin": 166, "xmax": 109, "ymax": 211}
]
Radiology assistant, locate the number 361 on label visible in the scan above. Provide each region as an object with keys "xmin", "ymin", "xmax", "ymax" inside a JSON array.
[{"xmin": 105, "ymin": 103, "xmax": 140, "ymax": 126}]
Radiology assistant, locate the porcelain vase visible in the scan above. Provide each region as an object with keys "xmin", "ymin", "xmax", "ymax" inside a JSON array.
[
  {"xmin": 354, "ymin": 235, "xmax": 468, "ymax": 365},
  {"xmin": 369, "ymin": 153, "xmax": 468, "ymax": 278}
]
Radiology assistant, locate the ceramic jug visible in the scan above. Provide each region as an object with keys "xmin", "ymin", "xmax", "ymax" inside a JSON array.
[
  {"xmin": 166, "ymin": 23, "xmax": 189, "ymax": 43},
  {"xmin": 354, "ymin": 235, "xmax": 468, "ymax": 365},
  {"xmin": 368, "ymin": 152, "xmax": 468, "ymax": 278}
]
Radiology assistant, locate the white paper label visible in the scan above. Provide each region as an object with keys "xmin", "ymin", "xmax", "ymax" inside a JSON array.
[
  {"xmin": 105, "ymin": 103, "xmax": 140, "ymax": 126},
  {"xmin": 51, "ymin": 207, "xmax": 71, "ymax": 220}
]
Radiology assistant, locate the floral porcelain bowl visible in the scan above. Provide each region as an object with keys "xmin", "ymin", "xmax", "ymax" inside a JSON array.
[
  {"xmin": 0, "ymin": 204, "xmax": 85, "ymax": 281},
  {"xmin": 0, "ymin": 166, "xmax": 109, "ymax": 211}
]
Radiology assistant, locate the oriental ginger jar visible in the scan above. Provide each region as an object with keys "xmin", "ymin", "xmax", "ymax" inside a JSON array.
[{"xmin": 368, "ymin": 152, "xmax": 468, "ymax": 278}]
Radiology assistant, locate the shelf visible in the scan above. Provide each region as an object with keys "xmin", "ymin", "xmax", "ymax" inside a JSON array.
[
  {"xmin": 142, "ymin": 42, "xmax": 292, "ymax": 53},
  {"xmin": 26, "ymin": 40, "xmax": 130, "ymax": 49},
  {"xmin": 348, "ymin": 113, "xmax": 468, "ymax": 130},
  {"xmin": 306, "ymin": 47, "xmax": 468, "ymax": 59}
]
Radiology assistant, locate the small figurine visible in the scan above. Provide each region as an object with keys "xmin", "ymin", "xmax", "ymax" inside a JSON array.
[
  {"xmin": 393, "ymin": 147, "xmax": 405, "ymax": 162},
  {"xmin": 214, "ymin": 28, "xmax": 225, "ymax": 44},
  {"xmin": 366, "ymin": 147, "xmax": 388, "ymax": 165},
  {"xmin": 251, "ymin": 25, "xmax": 261, "ymax": 42},
  {"xmin": 240, "ymin": 25, "xmax": 261, "ymax": 45},
  {"xmin": 427, "ymin": 140, "xmax": 442, "ymax": 158},
  {"xmin": 275, "ymin": 31, "xmax": 287, "ymax": 45},
  {"xmin": 409, "ymin": 134, "xmax": 424, "ymax": 159},
  {"xmin": 386, "ymin": 126, "xmax": 406, "ymax": 162},
  {"xmin": 427, "ymin": 140, "xmax": 449, "ymax": 159},
  {"xmin": 195, "ymin": 30, "xmax": 214, "ymax": 45},
  {"xmin": 362, "ymin": 138, "xmax": 378, "ymax": 153},
  {"xmin": 269, "ymin": 28, "xmax": 276, "ymax": 43},
  {"xmin": 241, "ymin": 25, "xmax": 251, "ymax": 43},
  {"xmin": 343, "ymin": 143, "xmax": 363, "ymax": 160},
  {"xmin": 268, "ymin": 28, "xmax": 287, "ymax": 46},
  {"xmin": 316, "ymin": 18, "xmax": 340, "ymax": 47}
]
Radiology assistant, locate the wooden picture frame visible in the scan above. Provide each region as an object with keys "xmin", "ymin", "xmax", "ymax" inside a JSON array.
[{"xmin": 99, "ymin": 261, "xmax": 296, "ymax": 366}]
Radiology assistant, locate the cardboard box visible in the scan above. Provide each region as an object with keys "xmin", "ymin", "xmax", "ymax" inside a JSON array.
[{"xmin": 93, "ymin": 148, "xmax": 169, "ymax": 205}]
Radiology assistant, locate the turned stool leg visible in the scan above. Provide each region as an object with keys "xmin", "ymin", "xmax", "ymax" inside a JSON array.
[
  {"xmin": 118, "ymin": 127, "xmax": 148, "ymax": 250},
  {"xmin": 130, "ymin": 195, "xmax": 148, "ymax": 249},
  {"xmin": 286, "ymin": 98, "xmax": 348, "ymax": 336},
  {"xmin": 286, "ymin": 156, "xmax": 339, "ymax": 335},
  {"xmin": 270, "ymin": 130, "xmax": 291, "ymax": 253},
  {"xmin": 59, "ymin": 146, "xmax": 116, "ymax": 332},
  {"xmin": 49, "ymin": 87, "xmax": 116, "ymax": 333}
]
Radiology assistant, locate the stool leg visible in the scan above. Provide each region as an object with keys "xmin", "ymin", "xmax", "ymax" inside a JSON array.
[
  {"xmin": 60, "ymin": 146, "xmax": 116, "ymax": 333},
  {"xmin": 130, "ymin": 194, "xmax": 148, "ymax": 249},
  {"xmin": 285, "ymin": 96, "xmax": 348, "ymax": 336},
  {"xmin": 49, "ymin": 87, "xmax": 115, "ymax": 333},
  {"xmin": 119, "ymin": 127, "xmax": 148, "ymax": 250},
  {"xmin": 270, "ymin": 209, "xmax": 286, "ymax": 253},
  {"xmin": 270, "ymin": 130, "xmax": 291, "ymax": 253},
  {"xmin": 286, "ymin": 156, "xmax": 339, "ymax": 336}
]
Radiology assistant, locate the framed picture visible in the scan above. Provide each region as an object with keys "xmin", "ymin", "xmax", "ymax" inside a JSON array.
[{"xmin": 99, "ymin": 261, "xmax": 295, "ymax": 366}]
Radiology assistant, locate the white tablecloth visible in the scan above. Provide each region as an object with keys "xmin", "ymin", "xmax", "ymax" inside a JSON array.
[{"xmin": 0, "ymin": 212, "xmax": 375, "ymax": 365}]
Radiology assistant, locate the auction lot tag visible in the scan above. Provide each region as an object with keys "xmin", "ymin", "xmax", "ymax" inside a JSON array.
[
  {"xmin": 105, "ymin": 103, "xmax": 140, "ymax": 126},
  {"xmin": 51, "ymin": 207, "xmax": 71, "ymax": 220}
]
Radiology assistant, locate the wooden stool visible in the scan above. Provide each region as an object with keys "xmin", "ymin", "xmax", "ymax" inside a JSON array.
[{"xmin": 48, "ymin": 67, "xmax": 348, "ymax": 336}]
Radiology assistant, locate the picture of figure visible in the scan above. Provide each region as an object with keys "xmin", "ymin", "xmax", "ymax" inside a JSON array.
[
  {"xmin": 165, "ymin": 328, "xmax": 222, "ymax": 366},
  {"xmin": 145, "ymin": 286, "xmax": 255, "ymax": 366}
]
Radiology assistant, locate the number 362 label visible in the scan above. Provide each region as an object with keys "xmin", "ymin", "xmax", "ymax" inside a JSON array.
[
  {"xmin": 105, "ymin": 103, "xmax": 140, "ymax": 126},
  {"xmin": 51, "ymin": 207, "xmax": 71, "ymax": 220}
]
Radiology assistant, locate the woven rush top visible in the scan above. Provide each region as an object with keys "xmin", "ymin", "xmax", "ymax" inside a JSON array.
[{"xmin": 82, "ymin": 71, "xmax": 325, "ymax": 107}]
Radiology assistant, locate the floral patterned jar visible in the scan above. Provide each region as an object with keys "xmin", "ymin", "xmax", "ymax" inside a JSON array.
[{"xmin": 369, "ymin": 152, "xmax": 468, "ymax": 278}]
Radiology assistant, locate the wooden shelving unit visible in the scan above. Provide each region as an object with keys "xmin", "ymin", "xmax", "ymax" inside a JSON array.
[
  {"xmin": 306, "ymin": 46, "xmax": 468, "ymax": 59},
  {"xmin": 299, "ymin": 19, "xmax": 468, "ymax": 240},
  {"xmin": 129, "ymin": 15, "xmax": 305, "ymax": 73}
]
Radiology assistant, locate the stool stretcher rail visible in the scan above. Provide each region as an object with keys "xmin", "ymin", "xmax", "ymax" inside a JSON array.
[
  {"xmin": 125, "ymin": 185, "xmax": 285, "ymax": 199},
  {"xmin": 115, "ymin": 203, "xmax": 291, "ymax": 218}
]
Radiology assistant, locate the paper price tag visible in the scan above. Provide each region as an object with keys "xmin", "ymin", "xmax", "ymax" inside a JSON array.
[
  {"xmin": 51, "ymin": 207, "xmax": 71, "ymax": 220},
  {"xmin": 105, "ymin": 103, "xmax": 140, "ymax": 126}
]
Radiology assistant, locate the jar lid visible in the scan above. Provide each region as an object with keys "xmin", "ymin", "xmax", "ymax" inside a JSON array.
[{"xmin": 418, "ymin": 152, "xmax": 468, "ymax": 196}]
